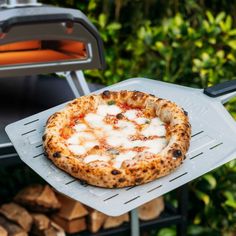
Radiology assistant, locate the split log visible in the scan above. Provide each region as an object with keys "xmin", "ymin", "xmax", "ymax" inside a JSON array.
[
  {"xmin": 137, "ymin": 197, "xmax": 164, "ymax": 221},
  {"xmin": 14, "ymin": 185, "xmax": 61, "ymax": 212},
  {"xmin": 0, "ymin": 215, "xmax": 27, "ymax": 236},
  {"xmin": 103, "ymin": 213, "xmax": 129, "ymax": 229},
  {"xmin": 0, "ymin": 203, "xmax": 32, "ymax": 232}
]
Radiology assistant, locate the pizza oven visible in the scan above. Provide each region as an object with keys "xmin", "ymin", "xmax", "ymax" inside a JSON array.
[
  {"xmin": 0, "ymin": 0, "xmax": 106, "ymax": 158},
  {"xmin": 0, "ymin": 0, "xmax": 105, "ymax": 77}
]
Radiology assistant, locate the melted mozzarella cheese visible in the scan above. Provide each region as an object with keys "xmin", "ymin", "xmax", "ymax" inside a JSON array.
[
  {"xmin": 78, "ymin": 132, "xmax": 95, "ymax": 141},
  {"xmin": 107, "ymin": 130, "xmax": 125, "ymax": 146},
  {"xmin": 122, "ymin": 139, "xmax": 142, "ymax": 149},
  {"xmin": 141, "ymin": 117, "xmax": 166, "ymax": 137},
  {"xmin": 84, "ymin": 155, "xmax": 109, "ymax": 163},
  {"xmin": 83, "ymin": 141, "xmax": 99, "ymax": 149},
  {"xmin": 117, "ymin": 120, "xmax": 136, "ymax": 135},
  {"xmin": 144, "ymin": 138, "xmax": 167, "ymax": 154},
  {"xmin": 74, "ymin": 123, "xmax": 87, "ymax": 132},
  {"xmin": 67, "ymin": 103, "xmax": 168, "ymax": 166},
  {"xmin": 84, "ymin": 113, "xmax": 104, "ymax": 128},
  {"xmin": 113, "ymin": 151, "xmax": 137, "ymax": 168},
  {"xmin": 67, "ymin": 134, "xmax": 80, "ymax": 145},
  {"xmin": 135, "ymin": 117, "xmax": 148, "ymax": 125},
  {"xmin": 68, "ymin": 145, "xmax": 86, "ymax": 155},
  {"xmin": 124, "ymin": 109, "xmax": 138, "ymax": 120},
  {"xmin": 97, "ymin": 104, "xmax": 121, "ymax": 116}
]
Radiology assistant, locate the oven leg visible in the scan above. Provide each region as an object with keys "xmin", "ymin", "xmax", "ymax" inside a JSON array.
[
  {"xmin": 177, "ymin": 184, "xmax": 188, "ymax": 236},
  {"xmin": 131, "ymin": 209, "xmax": 140, "ymax": 236},
  {"xmin": 61, "ymin": 70, "xmax": 90, "ymax": 97}
]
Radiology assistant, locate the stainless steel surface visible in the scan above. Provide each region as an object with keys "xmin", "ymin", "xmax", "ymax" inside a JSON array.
[
  {"xmin": 5, "ymin": 78, "xmax": 236, "ymax": 216},
  {"xmin": 131, "ymin": 209, "xmax": 140, "ymax": 236},
  {"xmin": 2, "ymin": 0, "xmax": 41, "ymax": 7},
  {"xmin": 0, "ymin": 6, "xmax": 105, "ymax": 76},
  {"xmin": 58, "ymin": 71, "xmax": 90, "ymax": 97}
]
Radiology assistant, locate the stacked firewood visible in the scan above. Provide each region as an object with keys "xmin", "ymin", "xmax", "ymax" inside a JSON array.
[{"xmin": 0, "ymin": 184, "xmax": 164, "ymax": 235}]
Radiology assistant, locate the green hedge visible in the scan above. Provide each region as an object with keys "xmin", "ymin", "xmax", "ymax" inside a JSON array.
[{"xmin": 44, "ymin": 1, "xmax": 236, "ymax": 235}]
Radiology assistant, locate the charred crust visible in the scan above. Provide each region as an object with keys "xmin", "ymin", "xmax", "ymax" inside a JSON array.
[
  {"xmin": 135, "ymin": 177, "xmax": 143, "ymax": 183},
  {"xmin": 93, "ymin": 145, "xmax": 100, "ymax": 149},
  {"xmin": 53, "ymin": 152, "xmax": 61, "ymax": 158},
  {"xmin": 102, "ymin": 90, "xmax": 110, "ymax": 98},
  {"xmin": 44, "ymin": 150, "xmax": 49, "ymax": 157},
  {"xmin": 173, "ymin": 150, "xmax": 182, "ymax": 158},
  {"xmin": 183, "ymin": 109, "xmax": 188, "ymax": 116},
  {"xmin": 79, "ymin": 179, "xmax": 88, "ymax": 186},
  {"xmin": 149, "ymin": 94, "xmax": 155, "ymax": 97},
  {"xmin": 116, "ymin": 113, "xmax": 124, "ymax": 119},
  {"xmin": 42, "ymin": 134, "xmax": 47, "ymax": 141},
  {"xmin": 118, "ymin": 178, "xmax": 126, "ymax": 183},
  {"xmin": 132, "ymin": 91, "xmax": 145, "ymax": 100},
  {"xmin": 111, "ymin": 170, "xmax": 121, "ymax": 175}
]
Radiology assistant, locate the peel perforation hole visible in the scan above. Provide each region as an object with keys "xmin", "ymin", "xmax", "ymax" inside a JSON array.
[
  {"xmin": 191, "ymin": 131, "xmax": 204, "ymax": 138},
  {"xmin": 124, "ymin": 196, "xmax": 140, "ymax": 204},
  {"xmin": 190, "ymin": 152, "xmax": 203, "ymax": 160},
  {"xmin": 169, "ymin": 172, "xmax": 188, "ymax": 182},
  {"xmin": 32, "ymin": 153, "xmax": 44, "ymax": 158},
  {"xmin": 21, "ymin": 129, "xmax": 36, "ymax": 136},
  {"xmin": 103, "ymin": 194, "xmax": 119, "ymax": 202},
  {"xmin": 126, "ymin": 186, "xmax": 136, "ymax": 191},
  {"xmin": 147, "ymin": 184, "xmax": 162, "ymax": 193},
  {"xmin": 24, "ymin": 119, "xmax": 39, "ymax": 126},
  {"xmin": 65, "ymin": 179, "xmax": 76, "ymax": 185},
  {"xmin": 35, "ymin": 144, "xmax": 43, "ymax": 148},
  {"xmin": 210, "ymin": 142, "xmax": 223, "ymax": 150}
]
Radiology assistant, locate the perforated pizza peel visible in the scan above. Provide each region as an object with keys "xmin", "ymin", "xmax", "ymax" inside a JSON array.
[{"xmin": 5, "ymin": 78, "xmax": 236, "ymax": 216}]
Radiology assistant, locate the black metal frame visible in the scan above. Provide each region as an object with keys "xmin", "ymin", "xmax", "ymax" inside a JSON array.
[{"xmin": 77, "ymin": 185, "xmax": 188, "ymax": 236}]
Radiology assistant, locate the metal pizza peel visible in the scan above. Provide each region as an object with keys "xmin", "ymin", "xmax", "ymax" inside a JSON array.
[{"xmin": 5, "ymin": 78, "xmax": 236, "ymax": 216}]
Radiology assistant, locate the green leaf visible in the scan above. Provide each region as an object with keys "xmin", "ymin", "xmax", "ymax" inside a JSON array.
[
  {"xmin": 157, "ymin": 228, "xmax": 176, "ymax": 236},
  {"xmin": 202, "ymin": 174, "xmax": 217, "ymax": 189},
  {"xmin": 206, "ymin": 11, "xmax": 215, "ymax": 24},
  {"xmin": 88, "ymin": 0, "xmax": 96, "ymax": 11},
  {"xmin": 228, "ymin": 29, "xmax": 236, "ymax": 36},
  {"xmin": 193, "ymin": 58, "xmax": 202, "ymax": 68},
  {"xmin": 107, "ymin": 22, "xmax": 121, "ymax": 31},
  {"xmin": 107, "ymin": 100, "xmax": 116, "ymax": 105},
  {"xmin": 98, "ymin": 14, "xmax": 107, "ymax": 28},
  {"xmin": 195, "ymin": 189, "xmax": 210, "ymax": 205},
  {"xmin": 225, "ymin": 15, "xmax": 232, "ymax": 31},
  {"xmin": 195, "ymin": 40, "xmax": 203, "ymax": 48},
  {"xmin": 155, "ymin": 41, "xmax": 164, "ymax": 50},
  {"xmin": 215, "ymin": 12, "xmax": 226, "ymax": 24},
  {"xmin": 227, "ymin": 40, "xmax": 236, "ymax": 50},
  {"xmin": 208, "ymin": 38, "xmax": 216, "ymax": 44}
]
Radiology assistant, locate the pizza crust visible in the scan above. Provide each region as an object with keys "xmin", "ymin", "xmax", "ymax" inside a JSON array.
[{"xmin": 43, "ymin": 90, "xmax": 191, "ymax": 188}]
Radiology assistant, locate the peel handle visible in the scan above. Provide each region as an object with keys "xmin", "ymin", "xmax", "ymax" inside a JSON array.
[{"xmin": 204, "ymin": 80, "xmax": 236, "ymax": 103}]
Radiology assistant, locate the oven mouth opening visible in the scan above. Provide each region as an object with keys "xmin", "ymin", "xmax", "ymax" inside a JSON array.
[{"xmin": 0, "ymin": 40, "xmax": 87, "ymax": 66}]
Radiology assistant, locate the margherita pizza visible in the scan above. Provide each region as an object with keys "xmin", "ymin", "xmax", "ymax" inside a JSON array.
[{"xmin": 43, "ymin": 90, "xmax": 191, "ymax": 188}]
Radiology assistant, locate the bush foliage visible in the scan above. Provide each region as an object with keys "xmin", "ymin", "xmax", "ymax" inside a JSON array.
[{"xmin": 43, "ymin": 0, "xmax": 236, "ymax": 235}]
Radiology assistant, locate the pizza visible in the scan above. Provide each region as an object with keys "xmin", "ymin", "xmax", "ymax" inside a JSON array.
[{"xmin": 43, "ymin": 90, "xmax": 191, "ymax": 188}]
